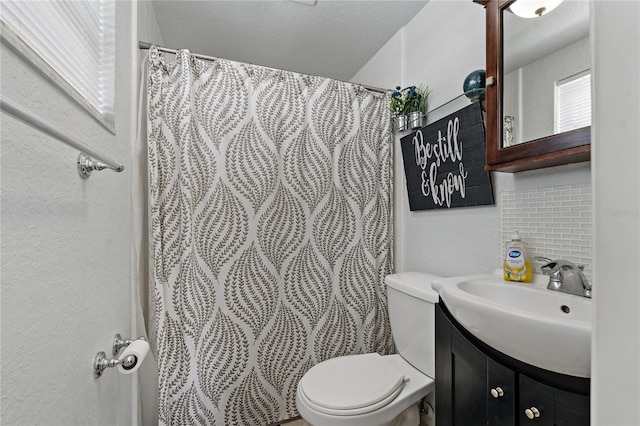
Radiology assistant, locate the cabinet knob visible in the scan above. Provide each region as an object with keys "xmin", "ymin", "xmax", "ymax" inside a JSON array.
[
  {"xmin": 525, "ymin": 407, "xmax": 541, "ymax": 419},
  {"xmin": 490, "ymin": 387, "xmax": 504, "ymax": 398}
]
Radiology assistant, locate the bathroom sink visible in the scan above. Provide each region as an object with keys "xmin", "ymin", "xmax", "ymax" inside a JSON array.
[{"xmin": 432, "ymin": 272, "xmax": 591, "ymax": 378}]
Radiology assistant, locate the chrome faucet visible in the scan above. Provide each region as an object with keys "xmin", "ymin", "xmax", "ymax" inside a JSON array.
[{"xmin": 535, "ymin": 257, "xmax": 592, "ymax": 298}]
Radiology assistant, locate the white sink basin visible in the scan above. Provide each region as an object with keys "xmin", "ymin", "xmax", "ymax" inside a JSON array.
[{"xmin": 432, "ymin": 271, "xmax": 591, "ymax": 378}]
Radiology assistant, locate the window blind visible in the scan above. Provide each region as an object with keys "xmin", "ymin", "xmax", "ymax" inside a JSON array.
[
  {"xmin": 1, "ymin": 0, "xmax": 116, "ymax": 132},
  {"xmin": 555, "ymin": 71, "xmax": 591, "ymax": 134}
]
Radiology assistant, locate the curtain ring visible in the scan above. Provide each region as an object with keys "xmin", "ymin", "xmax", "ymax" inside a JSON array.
[{"xmin": 149, "ymin": 46, "xmax": 159, "ymax": 60}]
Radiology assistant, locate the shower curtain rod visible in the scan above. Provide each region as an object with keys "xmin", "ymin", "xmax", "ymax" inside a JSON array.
[{"xmin": 138, "ymin": 41, "xmax": 391, "ymax": 94}]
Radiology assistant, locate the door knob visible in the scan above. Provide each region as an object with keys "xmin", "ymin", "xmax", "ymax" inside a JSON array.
[
  {"xmin": 525, "ymin": 407, "xmax": 541, "ymax": 419},
  {"xmin": 490, "ymin": 387, "xmax": 504, "ymax": 398}
]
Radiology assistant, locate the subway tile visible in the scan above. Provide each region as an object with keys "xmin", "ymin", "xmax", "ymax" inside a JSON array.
[
  {"xmin": 571, "ymin": 251, "xmax": 590, "ymax": 258},
  {"xmin": 500, "ymin": 183, "xmax": 592, "ymax": 274},
  {"xmin": 544, "ymin": 243, "xmax": 563, "ymax": 250}
]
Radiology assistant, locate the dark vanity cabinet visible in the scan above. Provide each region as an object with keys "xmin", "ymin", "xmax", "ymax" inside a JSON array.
[{"xmin": 436, "ymin": 302, "xmax": 589, "ymax": 425}]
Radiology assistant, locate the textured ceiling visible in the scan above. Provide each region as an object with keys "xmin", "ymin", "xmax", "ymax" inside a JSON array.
[{"xmin": 151, "ymin": 0, "xmax": 429, "ymax": 82}]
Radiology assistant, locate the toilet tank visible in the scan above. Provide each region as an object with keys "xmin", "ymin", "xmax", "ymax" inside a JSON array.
[{"xmin": 385, "ymin": 272, "xmax": 441, "ymax": 378}]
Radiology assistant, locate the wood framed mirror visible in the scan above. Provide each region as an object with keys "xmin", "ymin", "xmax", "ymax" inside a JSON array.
[{"xmin": 477, "ymin": 0, "xmax": 591, "ymax": 172}]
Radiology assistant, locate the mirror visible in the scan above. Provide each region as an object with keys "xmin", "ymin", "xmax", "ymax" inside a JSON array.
[
  {"xmin": 502, "ymin": 1, "xmax": 590, "ymax": 147},
  {"xmin": 479, "ymin": 0, "xmax": 591, "ymax": 172}
]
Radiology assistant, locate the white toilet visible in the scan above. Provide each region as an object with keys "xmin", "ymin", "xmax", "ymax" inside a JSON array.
[{"xmin": 296, "ymin": 272, "xmax": 441, "ymax": 426}]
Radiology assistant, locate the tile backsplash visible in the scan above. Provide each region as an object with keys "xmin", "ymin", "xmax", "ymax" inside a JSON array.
[{"xmin": 500, "ymin": 183, "xmax": 592, "ymax": 279}]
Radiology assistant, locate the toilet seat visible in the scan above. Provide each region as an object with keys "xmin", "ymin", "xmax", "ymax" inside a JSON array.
[{"xmin": 297, "ymin": 353, "xmax": 406, "ymax": 416}]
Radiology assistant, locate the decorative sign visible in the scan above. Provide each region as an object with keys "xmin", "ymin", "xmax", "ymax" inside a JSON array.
[{"xmin": 400, "ymin": 102, "xmax": 494, "ymax": 211}]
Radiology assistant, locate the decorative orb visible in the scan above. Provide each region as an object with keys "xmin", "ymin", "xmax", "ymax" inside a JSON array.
[{"xmin": 463, "ymin": 69, "xmax": 486, "ymax": 101}]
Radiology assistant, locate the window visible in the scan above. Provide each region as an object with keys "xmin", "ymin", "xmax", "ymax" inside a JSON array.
[
  {"xmin": 555, "ymin": 70, "xmax": 591, "ymax": 134},
  {"xmin": 1, "ymin": 1, "xmax": 116, "ymax": 132}
]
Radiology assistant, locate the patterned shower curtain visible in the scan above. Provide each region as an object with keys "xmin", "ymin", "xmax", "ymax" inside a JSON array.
[{"xmin": 146, "ymin": 47, "xmax": 393, "ymax": 425}]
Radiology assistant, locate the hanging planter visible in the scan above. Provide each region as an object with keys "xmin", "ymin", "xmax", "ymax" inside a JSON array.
[
  {"xmin": 408, "ymin": 110, "xmax": 425, "ymax": 130},
  {"xmin": 394, "ymin": 114, "xmax": 409, "ymax": 132},
  {"xmin": 390, "ymin": 85, "xmax": 430, "ymax": 133}
]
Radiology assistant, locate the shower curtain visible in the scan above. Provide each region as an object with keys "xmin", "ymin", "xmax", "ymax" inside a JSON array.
[{"xmin": 146, "ymin": 47, "xmax": 393, "ymax": 425}]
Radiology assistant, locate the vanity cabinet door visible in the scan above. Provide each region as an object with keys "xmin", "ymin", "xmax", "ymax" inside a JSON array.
[
  {"xmin": 436, "ymin": 303, "xmax": 516, "ymax": 426},
  {"xmin": 451, "ymin": 329, "xmax": 488, "ymax": 426},
  {"xmin": 450, "ymin": 318, "xmax": 516, "ymax": 425},
  {"xmin": 435, "ymin": 303, "xmax": 454, "ymax": 426},
  {"xmin": 554, "ymin": 387, "xmax": 590, "ymax": 425},
  {"xmin": 488, "ymin": 358, "xmax": 515, "ymax": 424},
  {"xmin": 520, "ymin": 375, "xmax": 590, "ymax": 425},
  {"xmin": 519, "ymin": 375, "xmax": 554, "ymax": 425}
]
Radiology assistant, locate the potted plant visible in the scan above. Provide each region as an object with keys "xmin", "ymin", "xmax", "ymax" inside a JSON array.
[{"xmin": 390, "ymin": 85, "xmax": 430, "ymax": 132}]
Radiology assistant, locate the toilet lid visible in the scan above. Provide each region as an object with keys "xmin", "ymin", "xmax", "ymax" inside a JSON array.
[{"xmin": 298, "ymin": 353, "xmax": 406, "ymax": 415}]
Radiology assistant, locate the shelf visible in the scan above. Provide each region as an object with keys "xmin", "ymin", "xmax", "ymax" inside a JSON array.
[
  {"xmin": 426, "ymin": 88, "xmax": 485, "ymax": 117},
  {"xmin": 393, "ymin": 88, "xmax": 485, "ymax": 134}
]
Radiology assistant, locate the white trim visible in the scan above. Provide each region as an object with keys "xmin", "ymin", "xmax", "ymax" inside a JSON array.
[{"xmin": 127, "ymin": 1, "xmax": 141, "ymax": 424}]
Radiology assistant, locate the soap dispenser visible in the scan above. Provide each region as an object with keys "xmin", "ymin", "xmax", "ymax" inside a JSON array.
[{"xmin": 503, "ymin": 231, "xmax": 532, "ymax": 282}]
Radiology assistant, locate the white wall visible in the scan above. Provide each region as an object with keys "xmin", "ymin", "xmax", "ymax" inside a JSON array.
[
  {"xmin": 0, "ymin": 2, "xmax": 137, "ymax": 425},
  {"xmin": 139, "ymin": 1, "xmax": 164, "ymax": 50},
  {"xmin": 352, "ymin": 0, "xmax": 590, "ymax": 277},
  {"xmin": 591, "ymin": 1, "xmax": 640, "ymax": 424}
]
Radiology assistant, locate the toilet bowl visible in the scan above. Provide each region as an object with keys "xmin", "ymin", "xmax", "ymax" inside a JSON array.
[
  {"xmin": 296, "ymin": 272, "xmax": 441, "ymax": 426},
  {"xmin": 296, "ymin": 353, "xmax": 434, "ymax": 426}
]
